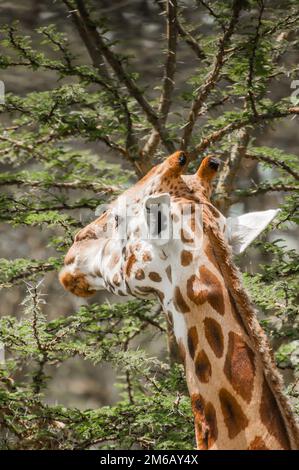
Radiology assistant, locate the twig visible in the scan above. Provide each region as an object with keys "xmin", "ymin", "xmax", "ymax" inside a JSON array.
[
  {"xmin": 246, "ymin": 0, "xmax": 264, "ymax": 116},
  {"xmin": 0, "ymin": 135, "xmax": 44, "ymax": 160},
  {"xmin": 196, "ymin": 0, "xmax": 224, "ymax": 29},
  {"xmin": 181, "ymin": 0, "xmax": 243, "ymax": 149},
  {"xmin": 62, "ymin": 0, "xmax": 110, "ymax": 78},
  {"xmin": 227, "ymin": 183, "xmax": 299, "ymax": 204},
  {"xmin": 197, "ymin": 95, "xmax": 230, "ymax": 118},
  {"xmin": 214, "ymin": 0, "xmax": 293, "ymax": 212},
  {"xmin": 214, "ymin": 128, "xmax": 249, "ymax": 213},
  {"xmin": 190, "ymin": 106, "xmax": 299, "ymax": 158},
  {"xmin": 142, "ymin": 0, "xmax": 178, "ymax": 159},
  {"xmin": 62, "ymin": 1, "xmax": 141, "ymax": 173},
  {"xmin": 72, "ymin": 0, "xmax": 174, "ymax": 155},
  {"xmin": 74, "ymin": 435, "xmax": 118, "ymax": 450},
  {"xmin": 23, "ymin": 282, "xmax": 49, "ymax": 394},
  {"xmin": 237, "ymin": 184, "xmax": 299, "ymax": 197},
  {"xmin": 0, "ymin": 263, "xmax": 58, "ymax": 289},
  {"xmin": 0, "ymin": 176, "xmax": 120, "ymax": 193},
  {"xmin": 263, "ymin": 10, "xmax": 299, "ymax": 37},
  {"xmin": 154, "ymin": 0, "xmax": 206, "ymax": 60},
  {"xmin": 244, "ymin": 153, "xmax": 299, "ymax": 181},
  {"xmin": 41, "ymin": 30, "xmax": 73, "ymax": 69}
]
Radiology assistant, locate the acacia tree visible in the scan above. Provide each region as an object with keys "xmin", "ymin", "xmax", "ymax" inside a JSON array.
[{"xmin": 0, "ymin": 0, "xmax": 298, "ymax": 449}]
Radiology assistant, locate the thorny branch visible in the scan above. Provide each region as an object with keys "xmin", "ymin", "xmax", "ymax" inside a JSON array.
[
  {"xmin": 62, "ymin": 0, "xmax": 110, "ymax": 77},
  {"xmin": 244, "ymin": 153, "xmax": 299, "ymax": 181},
  {"xmin": 180, "ymin": 0, "xmax": 243, "ymax": 150},
  {"xmin": 196, "ymin": 0, "xmax": 224, "ymax": 29},
  {"xmin": 154, "ymin": 0, "xmax": 206, "ymax": 60},
  {"xmin": 190, "ymin": 106, "xmax": 299, "ymax": 158},
  {"xmin": 246, "ymin": 0, "xmax": 265, "ymax": 117},
  {"xmin": 142, "ymin": 0, "xmax": 178, "ymax": 159},
  {"xmin": 237, "ymin": 183, "xmax": 299, "ymax": 197},
  {"xmin": 23, "ymin": 283, "xmax": 48, "ymax": 394},
  {"xmin": 214, "ymin": 1, "xmax": 264, "ymax": 213},
  {"xmin": 214, "ymin": 128, "xmax": 249, "ymax": 214},
  {"xmin": 68, "ymin": 0, "xmax": 174, "ymax": 157},
  {"xmin": 0, "ymin": 263, "xmax": 60, "ymax": 289},
  {"xmin": 0, "ymin": 176, "xmax": 119, "ymax": 193},
  {"xmin": 62, "ymin": 0, "xmax": 141, "ymax": 173}
]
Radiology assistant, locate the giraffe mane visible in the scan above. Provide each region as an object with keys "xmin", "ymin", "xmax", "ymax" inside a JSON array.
[{"xmin": 201, "ymin": 200, "xmax": 299, "ymax": 449}]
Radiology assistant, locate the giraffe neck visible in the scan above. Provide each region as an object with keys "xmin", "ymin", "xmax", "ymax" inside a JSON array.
[
  {"xmin": 179, "ymin": 292, "xmax": 290, "ymax": 450},
  {"xmin": 167, "ymin": 239, "xmax": 294, "ymax": 450}
]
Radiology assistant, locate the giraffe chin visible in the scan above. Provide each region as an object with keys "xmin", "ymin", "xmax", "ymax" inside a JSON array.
[{"xmin": 59, "ymin": 269, "xmax": 96, "ymax": 298}]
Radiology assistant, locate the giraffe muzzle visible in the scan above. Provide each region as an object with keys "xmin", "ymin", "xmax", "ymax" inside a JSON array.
[{"xmin": 59, "ymin": 268, "xmax": 96, "ymax": 297}]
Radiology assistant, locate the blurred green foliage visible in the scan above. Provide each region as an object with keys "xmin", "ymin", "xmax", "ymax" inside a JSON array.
[{"xmin": 0, "ymin": 0, "xmax": 299, "ymax": 449}]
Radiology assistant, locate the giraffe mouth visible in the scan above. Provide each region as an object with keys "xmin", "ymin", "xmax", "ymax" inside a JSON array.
[{"xmin": 59, "ymin": 269, "xmax": 96, "ymax": 297}]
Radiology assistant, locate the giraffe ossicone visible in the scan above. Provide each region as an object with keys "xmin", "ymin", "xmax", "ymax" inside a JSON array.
[{"xmin": 59, "ymin": 151, "xmax": 299, "ymax": 450}]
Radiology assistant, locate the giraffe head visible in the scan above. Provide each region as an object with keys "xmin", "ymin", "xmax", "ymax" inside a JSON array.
[
  {"xmin": 59, "ymin": 150, "xmax": 279, "ymax": 305},
  {"xmin": 58, "ymin": 151, "xmax": 299, "ymax": 451}
]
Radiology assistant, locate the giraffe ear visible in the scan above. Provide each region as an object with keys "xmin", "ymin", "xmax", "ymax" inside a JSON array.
[
  {"xmin": 143, "ymin": 193, "xmax": 172, "ymax": 245},
  {"xmin": 226, "ymin": 209, "xmax": 280, "ymax": 255}
]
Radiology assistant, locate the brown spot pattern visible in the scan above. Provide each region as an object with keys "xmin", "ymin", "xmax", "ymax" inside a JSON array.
[
  {"xmin": 108, "ymin": 253, "xmax": 120, "ymax": 269},
  {"xmin": 180, "ymin": 228, "xmax": 194, "ymax": 244},
  {"xmin": 203, "ymin": 317, "xmax": 224, "ymax": 358},
  {"xmin": 75, "ymin": 225, "xmax": 97, "ymax": 242},
  {"xmin": 149, "ymin": 272, "xmax": 162, "ymax": 282},
  {"xmin": 224, "ymin": 331, "xmax": 255, "ymax": 403},
  {"xmin": 136, "ymin": 285, "xmax": 164, "ymax": 302},
  {"xmin": 156, "ymin": 290, "xmax": 165, "ymax": 303},
  {"xmin": 219, "ymin": 388, "xmax": 249, "ymax": 439},
  {"xmin": 135, "ymin": 269, "xmax": 145, "ymax": 280},
  {"xmin": 187, "ymin": 326, "xmax": 198, "ymax": 359},
  {"xmin": 112, "ymin": 273, "xmax": 120, "ymax": 286},
  {"xmin": 64, "ymin": 252, "xmax": 75, "ymax": 266},
  {"xmin": 174, "ymin": 287, "xmax": 190, "ymax": 313},
  {"xmin": 167, "ymin": 311, "xmax": 173, "ymax": 327},
  {"xmin": 181, "ymin": 250, "xmax": 193, "ymax": 267},
  {"xmin": 259, "ymin": 379, "xmax": 290, "ymax": 449},
  {"xmin": 248, "ymin": 436, "xmax": 268, "ymax": 450},
  {"xmin": 136, "ymin": 286, "xmax": 154, "ymax": 297},
  {"xmin": 165, "ymin": 265, "xmax": 172, "ymax": 283},
  {"xmin": 125, "ymin": 253, "xmax": 137, "ymax": 277},
  {"xmin": 191, "ymin": 394, "xmax": 218, "ymax": 449},
  {"xmin": 142, "ymin": 252, "xmax": 152, "ymax": 262},
  {"xmin": 195, "ymin": 349, "xmax": 212, "ymax": 383},
  {"xmin": 205, "ymin": 402, "xmax": 218, "ymax": 448},
  {"xmin": 186, "ymin": 266, "xmax": 225, "ymax": 316}
]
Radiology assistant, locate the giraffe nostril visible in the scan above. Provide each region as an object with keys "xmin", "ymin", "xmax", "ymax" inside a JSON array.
[
  {"xmin": 208, "ymin": 157, "xmax": 220, "ymax": 171},
  {"xmin": 178, "ymin": 152, "xmax": 187, "ymax": 166}
]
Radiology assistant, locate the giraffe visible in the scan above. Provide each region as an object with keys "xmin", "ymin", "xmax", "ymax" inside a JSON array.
[{"xmin": 59, "ymin": 151, "xmax": 299, "ymax": 450}]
